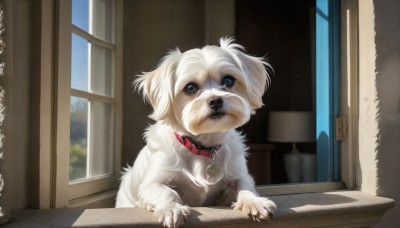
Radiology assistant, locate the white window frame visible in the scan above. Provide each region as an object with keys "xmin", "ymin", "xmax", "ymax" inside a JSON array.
[{"xmin": 53, "ymin": 0, "xmax": 123, "ymax": 208}]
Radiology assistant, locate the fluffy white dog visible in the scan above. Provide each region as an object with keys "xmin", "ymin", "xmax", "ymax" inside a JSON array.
[{"xmin": 116, "ymin": 37, "xmax": 276, "ymax": 227}]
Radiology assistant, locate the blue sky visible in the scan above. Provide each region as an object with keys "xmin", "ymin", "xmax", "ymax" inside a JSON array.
[{"xmin": 71, "ymin": 0, "xmax": 89, "ymax": 92}]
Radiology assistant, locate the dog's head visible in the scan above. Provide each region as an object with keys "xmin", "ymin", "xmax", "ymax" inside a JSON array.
[{"xmin": 135, "ymin": 37, "xmax": 271, "ymax": 135}]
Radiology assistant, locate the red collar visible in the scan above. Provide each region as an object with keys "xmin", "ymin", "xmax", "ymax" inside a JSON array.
[{"xmin": 174, "ymin": 132, "xmax": 222, "ymax": 158}]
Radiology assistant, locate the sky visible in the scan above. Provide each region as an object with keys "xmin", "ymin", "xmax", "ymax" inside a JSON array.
[
  {"xmin": 71, "ymin": 0, "xmax": 89, "ymax": 92},
  {"xmin": 70, "ymin": 0, "xmax": 90, "ymax": 180}
]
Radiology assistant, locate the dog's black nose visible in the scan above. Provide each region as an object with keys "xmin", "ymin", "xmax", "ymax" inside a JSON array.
[{"xmin": 208, "ymin": 97, "xmax": 223, "ymax": 110}]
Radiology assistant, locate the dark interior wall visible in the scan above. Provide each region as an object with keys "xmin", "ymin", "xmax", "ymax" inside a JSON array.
[
  {"xmin": 236, "ymin": 0, "xmax": 314, "ymax": 143},
  {"xmin": 236, "ymin": 0, "xmax": 315, "ymax": 183},
  {"xmin": 122, "ymin": 0, "xmax": 206, "ymax": 165}
]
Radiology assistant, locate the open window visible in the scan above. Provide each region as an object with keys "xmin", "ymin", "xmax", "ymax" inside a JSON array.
[{"xmin": 53, "ymin": 0, "xmax": 123, "ymax": 207}]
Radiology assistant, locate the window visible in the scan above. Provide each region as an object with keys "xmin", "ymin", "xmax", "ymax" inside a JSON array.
[
  {"xmin": 70, "ymin": 0, "xmax": 114, "ymax": 182},
  {"xmin": 54, "ymin": 0, "xmax": 122, "ymax": 207}
]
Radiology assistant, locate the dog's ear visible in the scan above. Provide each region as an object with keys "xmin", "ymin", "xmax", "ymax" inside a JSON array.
[
  {"xmin": 220, "ymin": 37, "xmax": 271, "ymax": 110},
  {"xmin": 135, "ymin": 49, "xmax": 181, "ymax": 121}
]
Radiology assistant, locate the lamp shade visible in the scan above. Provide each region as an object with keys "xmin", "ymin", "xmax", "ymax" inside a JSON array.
[{"xmin": 268, "ymin": 111, "xmax": 315, "ymax": 142}]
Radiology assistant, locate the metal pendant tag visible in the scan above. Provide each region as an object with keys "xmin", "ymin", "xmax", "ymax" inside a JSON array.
[
  {"xmin": 207, "ymin": 163, "xmax": 220, "ymax": 177},
  {"xmin": 206, "ymin": 148, "xmax": 220, "ymax": 177}
]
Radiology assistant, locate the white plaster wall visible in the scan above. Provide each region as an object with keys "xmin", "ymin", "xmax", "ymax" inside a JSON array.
[
  {"xmin": 357, "ymin": 0, "xmax": 379, "ymax": 196},
  {"xmin": 373, "ymin": 0, "xmax": 400, "ymax": 227}
]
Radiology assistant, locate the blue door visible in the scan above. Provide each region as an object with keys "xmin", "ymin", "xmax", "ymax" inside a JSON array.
[{"xmin": 316, "ymin": 0, "xmax": 341, "ymax": 182}]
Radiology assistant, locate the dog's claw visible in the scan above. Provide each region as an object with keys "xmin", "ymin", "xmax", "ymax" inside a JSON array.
[
  {"xmin": 232, "ymin": 196, "xmax": 276, "ymax": 221},
  {"xmin": 157, "ymin": 204, "xmax": 190, "ymax": 228}
]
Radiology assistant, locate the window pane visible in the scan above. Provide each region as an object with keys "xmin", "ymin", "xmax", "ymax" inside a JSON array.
[
  {"xmin": 91, "ymin": 44, "xmax": 112, "ymax": 96},
  {"xmin": 90, "ymin": 101, "xmax": 113, "ymax": 177},
  {"xmin": 71, "ymin": 33, "xmax": 89, "ymax": 92},
  {"xmin": 72, "ymin": 0, "xmax": 89, "ymax": 33},
  {"xmin": 92, "ymin": 0, "xmax": 113, "ymax": 41},
  {"xmin": 70, "ymin": 97, "xmax": 88, "ymax": 181}
]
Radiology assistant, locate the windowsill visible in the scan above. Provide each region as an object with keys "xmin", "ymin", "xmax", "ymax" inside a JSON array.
[{"xmin": 6, "ymin": 191, "xmax": 394, "ymax": 227}]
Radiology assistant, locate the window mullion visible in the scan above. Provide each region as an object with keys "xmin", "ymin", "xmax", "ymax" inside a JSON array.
[
  {"xmin": 88, "ymin": 41, "xmax": 92, "ymax": 93},
  {"xmin": 72, "ymin": 25, "xmax": 114, "ymax": 50},
  {"xmin": 70, "ymin": 89, "xmax": 114, "ymax": 104},
  {"xmin": 87, "ymin": 17, "xmax": 92, "ymax": 179},
  {"xmin": 89, "ymin": 0, "xmax": 93, "ymax": 35},
  {"xmin": 87, "ymin": 100, "xmax": 92, "ymax": 179}
]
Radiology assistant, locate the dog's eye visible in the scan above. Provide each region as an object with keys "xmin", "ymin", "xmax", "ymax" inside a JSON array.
[
  {"xmin": 184, "ymin": 83, "xmax": 199, "ymax": 95},
  {"xmin": 222, "ymin": 75, "xmax": 235, "ymax": 88}
]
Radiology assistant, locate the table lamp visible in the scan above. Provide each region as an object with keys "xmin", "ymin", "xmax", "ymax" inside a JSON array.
[{"xmin": 268, "ymin": 111, "xmax": 315, "ymax": 183}]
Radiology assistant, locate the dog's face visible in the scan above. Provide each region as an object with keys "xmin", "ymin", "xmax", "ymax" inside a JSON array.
[{"xmin": 136, "ymin": 38, "xmax": 271, "ymax": 135}]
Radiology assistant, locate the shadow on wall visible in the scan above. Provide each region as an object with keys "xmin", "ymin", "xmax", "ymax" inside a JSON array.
[{"xmin": 374, "ymin": 0, "xmax": 400, "ymax": 228}]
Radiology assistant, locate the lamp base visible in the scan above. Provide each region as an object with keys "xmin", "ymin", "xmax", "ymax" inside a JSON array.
[{"xmin": 284, "ymin": 144, "xmax": 302, "ymax": 183}]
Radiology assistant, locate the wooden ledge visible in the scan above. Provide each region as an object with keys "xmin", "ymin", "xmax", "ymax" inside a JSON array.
[{"xmin": 4, "ymin": 191, "xmax": 395, "ymax": 227}]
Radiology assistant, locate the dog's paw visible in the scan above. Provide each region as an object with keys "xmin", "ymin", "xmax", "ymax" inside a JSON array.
[
  {"xmin": 232, "ymin": 195, "xmax": 276, "ymax": 221},
  {"xmin": 156, "ymin": 204, "xmax": 190, "ymax": 228}
]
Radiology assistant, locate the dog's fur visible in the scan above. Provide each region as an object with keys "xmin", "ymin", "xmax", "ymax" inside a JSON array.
[{"xmin": 116, "ymin": 38, "xmax": 276, "ymax": 227}]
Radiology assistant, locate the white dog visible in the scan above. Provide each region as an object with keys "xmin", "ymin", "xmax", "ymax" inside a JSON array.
[{"xmin": 116, "ymin": 37, "xmax": 276, "ymax": 227}]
